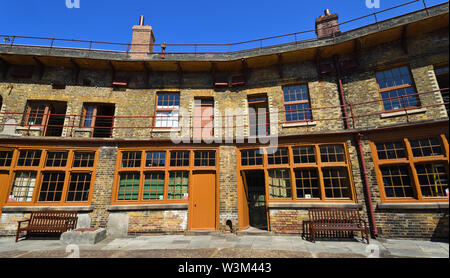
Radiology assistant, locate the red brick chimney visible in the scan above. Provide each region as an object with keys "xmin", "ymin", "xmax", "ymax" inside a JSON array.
[
  {"xmin": 130, "ymin": 15, "xmax": 156, "ymax": 58},
  {"xmin": 315, "ymin": 9, "xmax": 341, "ymax": 39}
]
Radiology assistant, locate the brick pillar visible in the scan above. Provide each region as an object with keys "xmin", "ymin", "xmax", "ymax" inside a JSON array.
[
  {"xmin": 90, "ymin": 144, "xmax": 118, "ymax": 228},
  {"xmin": 218, "ymin": 145, "xmax": 239, "ymax": 231}
]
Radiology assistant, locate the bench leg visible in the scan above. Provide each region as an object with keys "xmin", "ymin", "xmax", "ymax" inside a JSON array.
[
  {"xmin": 362, "ymin": 230, "xmax": 370, "ymax": 244},
  {"xmin": 15, "ymin": 229, "xmax": 21, "ymax": 243}
]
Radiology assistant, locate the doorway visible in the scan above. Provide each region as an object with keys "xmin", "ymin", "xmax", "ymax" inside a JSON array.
[
  {"xmin": 242, "ymin": 170, "xmax": 268, "ymax": 230},
  {"xmin": 193, "ymin": 99, "xmax": 214, "ymax": 140},
  {"xmin": 189, "ymin": 171, "xmax": 216, "ymax": 230},
  {"xmin": 248, "ymin": 96, "xmax": 270, "ymax": 137},
  {"xmin": 44, "ymin": 102, "xmax": 67, "ymax": 137},
  {"xmin": 0, "ymin": 171, "xmax": 10, "ymax": 218}
]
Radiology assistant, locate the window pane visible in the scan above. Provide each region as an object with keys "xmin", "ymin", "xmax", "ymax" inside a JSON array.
[
  {"xmin": 415, "ymin": 163, "xmax": 448, "ymax": 198},
  {"xmin": 170, "ymin": 151, "xmax": 190, "ymax": 167},
  {"xmin": 118, "ymin": 172, "xmax": 140, "ymax": 201},
  {"xmin": 157, "ymin": 93, "xmax": 180, "ymax": 108},
  {"xmin": 293, "ymin": 146, "xmax": 316, "ymax": 164},
  {"xmin": 376, "ymin": 141, "xmax": 406, "ymax": 160},
  {"xmin": 168, "ymin": 171, "xmax": 189, "ymax": 200},
  {"xmin": 267, "ymin": 148, "xmax": 289, "ymax": 165},
  {"xmin": 295, "ymin": 169, "xmax": 320, "ymax": 199},
  {"xmin": 46, "ymin": 152, "xmax": 68, "ymax": 167},
  {"xmin": 10, "ymin": 171, "xmax": 37, "ymax": 202},
  {"xmin": 27, "ymin": 104, "xmax": 47, "ymax": 125},
  {"xmin": 17, "ymin": 150, "xmax": 42, "ymax": 167},
  {"xmin": 121, "ymin": 152, "xmax": 142, "ymax": 168},
  {"xmin": 283, "ymin": 85, "xmax": 312, "ymax": 122},
  {"xmin": 73, "ymin": 152, "xmax": 95, "ymax": 167},
  {"xmin": 143, "ymin": 172, "xmax": 165, "ymax": 200},
  {"xmin": 145, "ymin": 152, "xmax": 166, "ymax": 167},
  {"xmin": 380, "ymin": 165, "xmax": 414, "ymax": 198},
  {"xmin": 194, "ymin": 151, "xmax": 216, "ymax": 167},
  {"xmin": 322, "ymin": 168, "xmax": 351, "ymax": 199},
  {"xmin": 241, "ymin": 149, "xmax": 263, "ymax": 166},
  {"xmin": 268, "ymin": 169, "xmax": 292, "ymax": 199},
  {"xmin": 409, "ymin": 137, "xmax": 443, "ymax": 157},
  {"xmin": 84, "ymin": 106, "xmax": 96, "ymax": 127},
  {"xmin": 320, "ymin": 145, "xmax": 345, "ymax": 163},
  {"xmin": 155, "ymin": 110, "xmax": 179, "ymax": 128},
  {"xmin": 0, "ymin": 151, "xmax": 13, "ymax": 167},
  {"xmin": 285, "ymin": 103, "xmax": 312, "ymax": 122},
  {"xmin": 283, "ymin": 85, "xmax": 309, "ymax": 102},
  {"xmin": 38, "ymin": 172, "xmax": 65, "ymax": 202},
  {"xmin": 66, "ymin": 173, "xmax": 92, "ymax": 202}
]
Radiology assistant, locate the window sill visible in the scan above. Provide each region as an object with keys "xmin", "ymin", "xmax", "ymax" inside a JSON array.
[
  {"xmin": 377, "ymin": 202, "xmax": 449, "ymax": 210},
  {"xmin": 268, "ymin": 202, "xmax": 362, "ymax": 209},
  {"xmin": 151, "ymin": 128, "xmax": 181, "ymax": 133},
  {"xmin": 380, "ymin": 108, "xmax": 426, "ymax": 119},
  {"xmin": 107, "ymin": 203, "xmax": 188, "ymax": 211},
  {"xmin": 16, "ymin": 126, "xmax": 43, "ymax": 131},
  {"xmin": 282, "ymin": 121, "xmax": 317, "ymax": 128},
  {"xmin": 1, "ymin": 205, "xmax": 94, "ymax": 213}
]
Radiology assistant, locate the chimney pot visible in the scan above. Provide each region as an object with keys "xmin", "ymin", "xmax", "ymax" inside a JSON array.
[
  {"xmin": 324, "ymin": 9, "xmax": 331, "ymax": 16},
  {"xmin": 139, "ymin": 15, "xmax": 145, "ymax": 26}
]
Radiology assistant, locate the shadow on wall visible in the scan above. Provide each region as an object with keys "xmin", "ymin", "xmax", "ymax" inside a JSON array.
[{"xmin": 432, "ymin": 213, "xmax": 449, "ymax": 243}]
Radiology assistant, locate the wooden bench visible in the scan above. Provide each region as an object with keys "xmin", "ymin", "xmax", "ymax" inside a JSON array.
[
  {"xmin": 307, "ymin": 208, "xmax": 370, "ymax": 244},
  {"xmin": 16, "ymin": 211, "xmax": 78, "ymax": 242}
]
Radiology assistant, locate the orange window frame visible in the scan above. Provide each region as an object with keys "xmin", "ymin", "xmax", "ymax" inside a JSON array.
[
  {"xmin": 238, "ymin": 143, "xmax": 357, "ymax": 203},
  {"xmin": 370, "ymin": 134, "xmax": 449, "ymax": 203},
  {"xmin": 375, "ymin": 65, "xmax": 420, "ymax": 113},
  {"xmin": 2, "ymin": 147, "xmax": 98, "ymax": 207},
  {"xmin": 111, "ymin": 147, "xmax": 218, "ymax": 205}
]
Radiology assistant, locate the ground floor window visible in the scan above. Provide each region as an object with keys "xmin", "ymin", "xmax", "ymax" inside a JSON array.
[
  {"xmin": 113, "ymin": 148, "xmax": 217, "ymax": 204},
  {"xmin": 2, "ymin": 148, "xmax": 97, "ymax": 205},
  {"xmin": 239, "ymin": 143, "xmax": 356, "ymax": 202},
  {"xmin": 371, "ymin": 134, "xmax": 449, "ymax": 202}
]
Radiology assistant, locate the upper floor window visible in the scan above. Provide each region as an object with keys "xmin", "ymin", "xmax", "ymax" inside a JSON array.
[
  {"xmin": 81, "ymin": 103, "xmax": 115, "ymax": 138},
  {"xmin": 155, "ymin": 93, "xmax": 180, "ymax": 128},
  {"xmin": 375, "ymin": 66, "xmax": 420, "ymax": 112},
  {"xmin": 282, "ymin": 85, "xmax": 313, "ymax": 122},
  {"xmin": 434, "ymin": 64, "xmax": 449, "ymax": 114},
  {"xmin": 25, "ymin": 103, "xmax": 49, "ymax": 126}
]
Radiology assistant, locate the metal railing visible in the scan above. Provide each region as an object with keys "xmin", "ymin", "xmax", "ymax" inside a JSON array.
[
  {"xmin": 0, "ymin": 0, "xmax": 446, "ymax": 55},
  {"xmin": 0, "ymin": 89, "xmax": 447, "ymax": 139}
]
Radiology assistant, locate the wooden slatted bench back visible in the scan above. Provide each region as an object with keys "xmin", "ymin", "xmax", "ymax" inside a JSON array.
[
  {"xmin": 28, "ymin": 211, "xmax": 78, "ymax": 232},
  {"xmin": 309, "ymin": 208, "xmax": 361, "ymax": 227}
]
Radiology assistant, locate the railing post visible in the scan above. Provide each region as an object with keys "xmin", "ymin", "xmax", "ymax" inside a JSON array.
[
  {"xmin": 374, "ymin": 13, "xmax": 380, "ymax": 30},
  {"xmin": 49, "ymin": 38, "xmax": 55, "ymax": 55},
  {"xmin": 349, "ymin": 103, "xmax": 356, "ymax": 129},
  {"xmin": 423, "ymin": 0, "xmax": 429, "ymax": 16},
  {"xmin": 401, "ymin": 95, "xmax": 410, "ymax": 123}
]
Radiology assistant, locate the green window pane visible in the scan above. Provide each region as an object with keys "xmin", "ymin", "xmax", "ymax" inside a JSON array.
[{"xmin": 118, "ymin": 172, "xmax": 140, "ymax": 200}]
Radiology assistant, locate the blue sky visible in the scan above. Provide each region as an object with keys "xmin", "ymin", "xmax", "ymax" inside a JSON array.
[{"xmin": 0, "ymin": 0, "xmax": 447, "ymax": 52}]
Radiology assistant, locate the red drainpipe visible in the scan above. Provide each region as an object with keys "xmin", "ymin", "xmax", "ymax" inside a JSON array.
[
  {"xmin": 355, "ymin": 133, "xmax": 379, "ymax": 236},
  {"xmin": 333, "ymin": 54, "xmax": 378, "ymax": 236},
  {"xmin": 333, "ymin": 55, "xmax": 350, "ymax": 130}
]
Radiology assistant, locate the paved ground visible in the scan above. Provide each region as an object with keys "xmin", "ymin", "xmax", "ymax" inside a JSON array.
[{"xmin": 0, "ymin": 234, "xmax": 448, "ymax": 258}]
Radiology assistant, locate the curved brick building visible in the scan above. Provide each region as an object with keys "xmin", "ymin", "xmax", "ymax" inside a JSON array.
[{"xmin": 0, "ymin": 2, "xmax": 448, "ymax": 239}]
